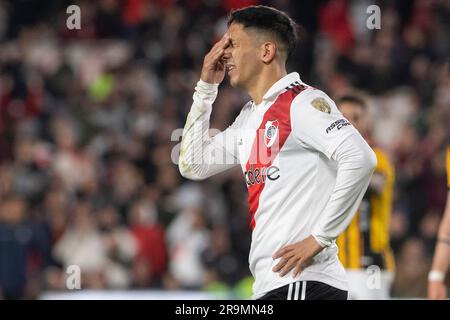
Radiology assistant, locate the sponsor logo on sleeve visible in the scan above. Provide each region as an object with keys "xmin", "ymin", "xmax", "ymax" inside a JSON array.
[{"xmin": 326, "ymin": 119, "xmax": 351, "ymax": 134}]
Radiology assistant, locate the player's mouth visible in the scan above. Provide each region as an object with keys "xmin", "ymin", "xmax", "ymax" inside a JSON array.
[{"xmin": 226, "ymin": 64, "xmax": 236, "ymax": 74}]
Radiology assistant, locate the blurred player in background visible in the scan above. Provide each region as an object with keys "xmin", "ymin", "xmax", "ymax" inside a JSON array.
[
  {"xmin": 428, "ymin": 60, "xmax": 450, "ymax": 300},
  {"xmin": 336, "ymin": 94, "xmax": 395, "ymax": 300},
  {"xmin": 178, "ymin": 6, "xmax": 376, "ymax": 300}
]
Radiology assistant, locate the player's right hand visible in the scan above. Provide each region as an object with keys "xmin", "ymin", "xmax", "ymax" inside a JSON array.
[
  {"xmin": 200, "ymin": 33, "xmax": 230, "ymax": 84},
  {"xmin": 428, "ymin": 280, "xmax": 447, "ymax": 300}
]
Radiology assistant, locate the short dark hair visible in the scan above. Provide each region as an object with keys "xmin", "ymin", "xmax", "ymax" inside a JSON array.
[
  {"xmin": 227, "ymin": 5, "xmax": 298, "ymax": 60},
  {"xmin": 335, "ymin": 93, "xmax": 367, "ymax": 110}
]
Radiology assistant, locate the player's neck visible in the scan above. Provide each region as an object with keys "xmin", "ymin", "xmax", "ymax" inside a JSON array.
[{"xmin": 248, "ymin": 65, "xmax": 287, "ymax": 105}]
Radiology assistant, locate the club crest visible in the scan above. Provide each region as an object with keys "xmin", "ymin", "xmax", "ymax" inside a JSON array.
[
  {"xmin": 264, "ymin": 120, "xmax": 279, "ymax": 148},
  {"xmin": 311, "ymin": 97, "xmax": 331, "ymax": 114}
]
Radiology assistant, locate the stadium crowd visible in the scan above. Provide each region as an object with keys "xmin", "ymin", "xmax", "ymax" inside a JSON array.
[{"xmin": 0, "ymin": 0, "xmax": 449, "ymax": 299}]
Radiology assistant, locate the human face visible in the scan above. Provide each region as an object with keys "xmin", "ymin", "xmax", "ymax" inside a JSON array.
[
  {"xmin": 223, "ymin": 23, "xmax": 261, "ymax": 89},
  {"xmin": 339, "ymin": 102, "xmax": 365, "ymax": 133}
]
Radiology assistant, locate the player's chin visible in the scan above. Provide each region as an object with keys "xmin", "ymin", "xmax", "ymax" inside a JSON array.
[{"xmin": 228, "ymin": 74, "xmax": 239, "ymax": 87}]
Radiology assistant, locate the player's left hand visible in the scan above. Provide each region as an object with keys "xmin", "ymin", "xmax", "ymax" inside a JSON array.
[{"xmin": 272, "ymin": 235, "xmax": 323, "ymax": 278}]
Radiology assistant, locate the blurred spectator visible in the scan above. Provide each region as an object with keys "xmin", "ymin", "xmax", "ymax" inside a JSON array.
[
  {"xmin": 0, "ymin": 196, "xmax": 30, "ymax": 299},
  {"xmin": 128, "ymin": 190, "xmax": 167, "ymax": 288},
  {"xmin": 167, "ymin": 206, "xmax": 210, "ymax": 289},
  {"xmin": 201, "ymin": 226, "xmax": 242, "ymax": 287},
  {"xmin": 391, "ymin": 238, "xmax": 430, "ymax": 298},
  {"xmin": 52, "ymin": 200, "xmax": 108, "ymax": 289},
  {"xmin": 97, "ymin": 205, "xmax": 137, "ymax": 289}
]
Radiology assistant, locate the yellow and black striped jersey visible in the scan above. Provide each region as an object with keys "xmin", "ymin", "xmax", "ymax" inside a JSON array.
[{"xmin": 337, "ymin": 147, "xmax": 395, "ymax": 271}]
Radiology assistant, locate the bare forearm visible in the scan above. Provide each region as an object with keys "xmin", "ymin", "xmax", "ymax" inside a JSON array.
[{"xmin": 431, "ymin": 192, "xmax": 450, "ymax": 274}]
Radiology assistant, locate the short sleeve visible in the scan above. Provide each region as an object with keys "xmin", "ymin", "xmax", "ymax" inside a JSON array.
[{"xmin": 290, "ymin": 89, "xmax": 360, "ymax": 158}]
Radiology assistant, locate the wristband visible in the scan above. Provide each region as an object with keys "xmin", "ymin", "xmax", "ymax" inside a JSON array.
[{"xmin": 428, "ymin": 270, "xmax": 445, "ymax": 282}]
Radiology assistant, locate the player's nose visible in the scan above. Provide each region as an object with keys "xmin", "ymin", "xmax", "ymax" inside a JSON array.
[{"xmin": 222, "ymin": 51, "xmax": 231, "ymax": 61}]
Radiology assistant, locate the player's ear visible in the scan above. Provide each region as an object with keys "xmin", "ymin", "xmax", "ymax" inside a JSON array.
[{"xmin": 260, "ymin": 42, "xmax": 276, "ymax": 64}]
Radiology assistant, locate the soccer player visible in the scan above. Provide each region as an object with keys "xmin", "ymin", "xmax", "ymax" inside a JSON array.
[
  {"xmin": 178, "ymin": 6, "xmax": 376, "ymax": 300},
  {"xmin": 335, "ymin": 94, "xmax": 395, "ymax": 299}
]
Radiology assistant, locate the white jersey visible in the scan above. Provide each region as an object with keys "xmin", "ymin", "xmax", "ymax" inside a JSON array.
[{"xmin": 179, "ymin": 72, "xmax": 376, "ymax": 299}]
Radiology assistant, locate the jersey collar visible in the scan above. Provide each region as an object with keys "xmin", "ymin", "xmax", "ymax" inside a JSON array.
[
  {"xmin": 262, "ymin": 72, "xmax": 302, "ymax": 101},
  {"xmin": 249, "ymin": 72, "xmax": 302, "ymax": 111}
]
